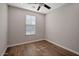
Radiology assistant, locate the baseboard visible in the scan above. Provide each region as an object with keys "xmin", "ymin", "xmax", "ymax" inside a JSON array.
[
  {"xmin": 46, "ymin": 39, "xmax": 79, "ymax": 55},
  {"xmin": 1, "ymin": 47, "xmax": 7, "ymax": 56},
  {"xmin": 8, "ymin": 39, "xmax": 45, "ymax": 47}
]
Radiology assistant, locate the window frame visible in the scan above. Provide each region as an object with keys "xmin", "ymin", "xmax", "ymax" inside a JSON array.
[{"xmin": 25, "ymin": 15, "xmax": 36, "ymax": 35}]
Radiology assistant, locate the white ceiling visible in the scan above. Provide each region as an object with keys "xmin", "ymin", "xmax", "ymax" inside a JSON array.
[{"xmin": 8, "ymin": 3, "xmax": 65, "ymax": 14}]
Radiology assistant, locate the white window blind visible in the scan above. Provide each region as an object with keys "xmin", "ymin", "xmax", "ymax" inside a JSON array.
[{"xmin": 26, "ymin": 15, "xmax": 36, "ymax": 35}]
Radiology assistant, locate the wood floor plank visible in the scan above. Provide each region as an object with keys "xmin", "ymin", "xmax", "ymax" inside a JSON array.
[{"xmin": 4, "ymin": 40, "xmax": 78, "ymax": 56}]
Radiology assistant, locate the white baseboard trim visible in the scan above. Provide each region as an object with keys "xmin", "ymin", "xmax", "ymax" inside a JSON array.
[
  {"xmin": 1, "ymin": 47, "xmax": 7, "ymax": 56},
  {"xmin": 46, "ymin": 39, "xmax": 79, "ymax": 55},
  {"xmin": 8, "ymin": 39, "xmax": 45, "ymax": 47}
]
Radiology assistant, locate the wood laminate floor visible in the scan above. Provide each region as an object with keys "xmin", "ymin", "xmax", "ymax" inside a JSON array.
[{"xmin": 5, "ymin": 40, "xmax": 78, "ymax": 56}]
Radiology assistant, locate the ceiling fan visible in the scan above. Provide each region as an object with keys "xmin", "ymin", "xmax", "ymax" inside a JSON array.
[{"xmin": 28, "ymin": 3, "xmax": 51, "ymax": 11}]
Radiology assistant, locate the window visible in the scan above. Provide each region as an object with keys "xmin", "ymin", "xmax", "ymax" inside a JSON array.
[{"xmin": 26, "ymin": 15, "xmax": 36, "ymax": 35}]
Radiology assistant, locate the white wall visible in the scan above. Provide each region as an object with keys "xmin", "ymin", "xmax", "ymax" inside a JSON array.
[
  {"xmin": 46, "ymin": 4, "xmax": 79, "ymax": 53},
  {"xmin": 0, "ymin": 4, "xmax": 8, "ymax": 55},
  {"xmin": 8, "ymin": 6, "xmax": 45, "ymax": 46}
]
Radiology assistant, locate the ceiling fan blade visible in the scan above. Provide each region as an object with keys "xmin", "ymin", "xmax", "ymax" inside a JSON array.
[
  {"xmin": 37, "ymin": 6, "xmax": 41, "ymax": 11},
  {"xmin": 44, "ymin": 4, "xmax": 51, "ymax": 9}
]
